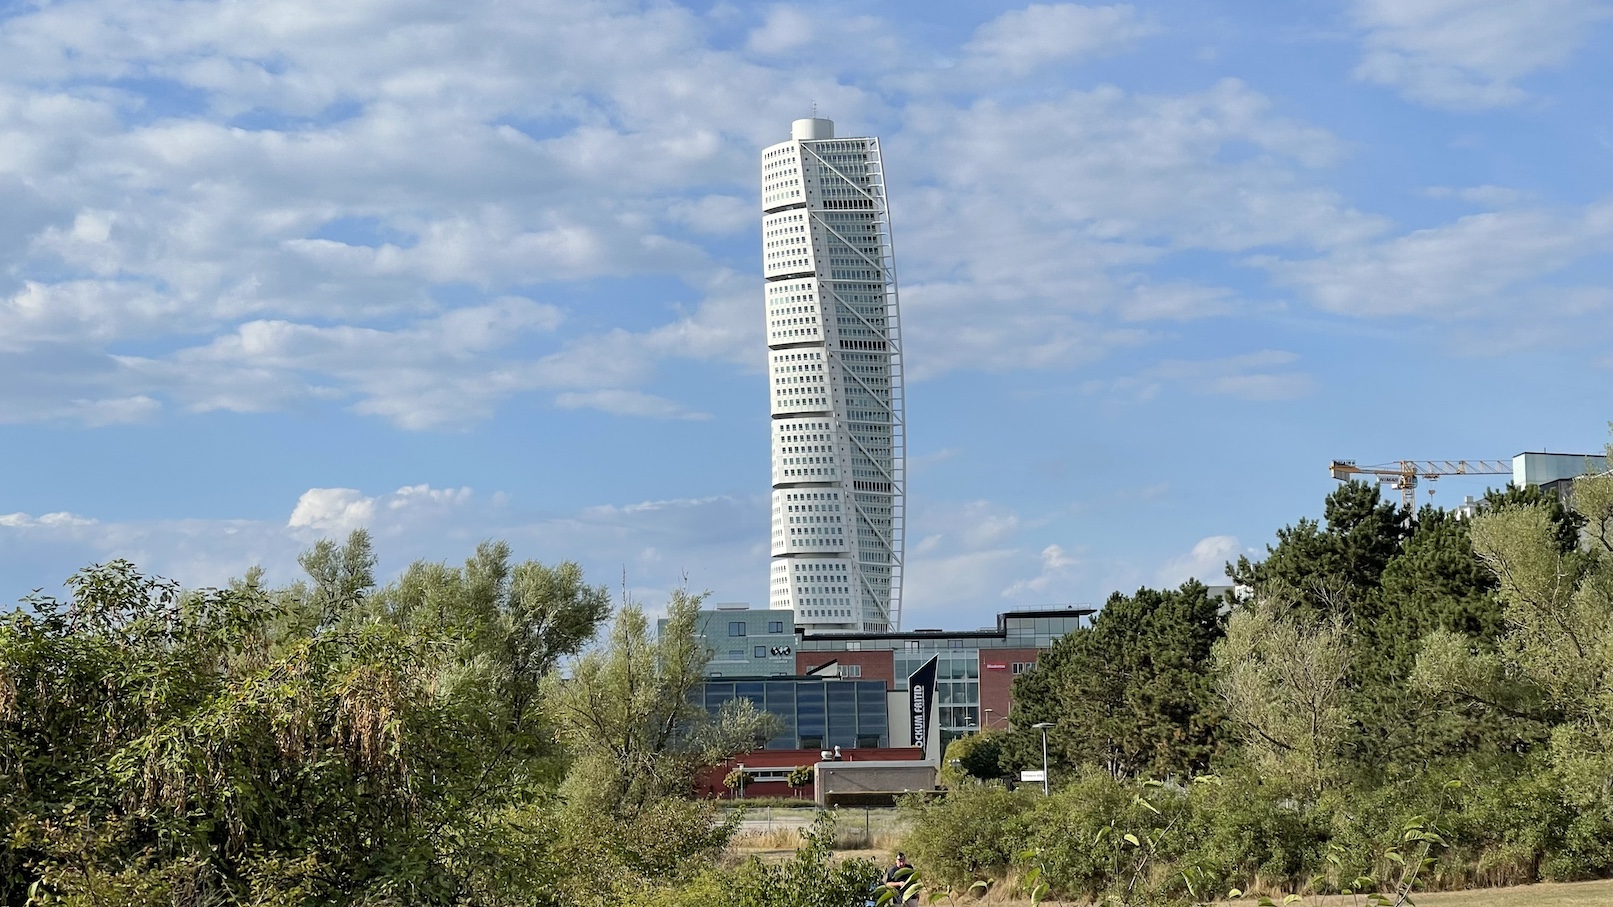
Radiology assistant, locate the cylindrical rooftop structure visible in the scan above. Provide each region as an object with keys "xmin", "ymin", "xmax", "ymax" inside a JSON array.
[{"xmin": 791, "ymin": 117, "xmax": 835, "ymax": 140}]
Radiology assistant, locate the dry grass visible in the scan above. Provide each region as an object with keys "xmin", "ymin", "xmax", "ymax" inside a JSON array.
[
  {"xmin": 958, "ymin": 877, "xmax": 1613, "ymax": 907},
  {"xmin": 728, "ymin": 805, "xmax": 906, "ymax": 857}
]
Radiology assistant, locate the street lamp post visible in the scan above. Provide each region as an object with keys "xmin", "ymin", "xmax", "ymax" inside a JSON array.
[{"xmin": 1032, "ymin": 722, "xmax": 1055, "ymax": 795}]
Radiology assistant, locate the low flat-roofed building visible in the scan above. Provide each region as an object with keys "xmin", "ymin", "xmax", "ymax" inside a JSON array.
[
  {"xmin": 792, "ymin": 607, "xmax": 1092, "ymax": 751},
  {"xmin": 1513, "ymin": 451, "xmax": 1610, "ymax": 499},
  {"xmin": 666, "ymin": 605, "xmax": 1093, "ymax": 798}
]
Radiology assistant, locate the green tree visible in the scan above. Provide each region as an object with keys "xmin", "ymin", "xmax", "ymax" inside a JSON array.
[
  {"xmin": 939, "ymin": 731, "xmax": 1006, "ymax": 787},
  {"xmin": 1227, "ymin": 481, "xmax": 1549, "ymax": 774},
  {"xmin": 1361, "ymin": 502, "xmax": 1559, "ymax": 771},
  {"xmin": 1230, "ymin": 481, "xmax": 1408, "ymax": 625},
  {"xmin": 1455, "ymin": 457, "xmax": 1613, "ymax": 814},
  {"xmin": 1214, "ymin": 599, "xmax": 1354, "ymax": 793},
  {"xmin": 1006, "ymin": 581, "xmax": 1226, "ymax": 780},
  {"xmin": 787, "ymin": 764, "xmax": 814, "ymax": 799},
  {"xmin": 723, "ymin": 768, "xmax": 753, "ymax": 799},
  {"xmin": 0, "ymin": 536, "xmax": 612, "ymax": 906},
  {"xmin": 542, "ymin": 590, "xmax": 777, "ymax": 817}
]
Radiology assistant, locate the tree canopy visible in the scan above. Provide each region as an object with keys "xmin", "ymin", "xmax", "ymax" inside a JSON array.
[{"xmin": 0, "ymin": 534, "xmax": 794, "ymax": 907}]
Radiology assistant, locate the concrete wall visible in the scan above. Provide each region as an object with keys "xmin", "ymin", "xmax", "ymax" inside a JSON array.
[
  {"xmin": 815, "ymin": 760, "xmax": 937, "ymax": 806},
  {"xmin": 699, "ymin": 747, "xmax": 924, "ymax": 799}
]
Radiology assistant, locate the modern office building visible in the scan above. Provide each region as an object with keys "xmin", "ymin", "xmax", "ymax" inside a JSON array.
[
  {"xmin": 1512, "ymin": 451, "xmax": 1610, "ymax": 498},
  {"xmin": 666, "ymin": 604, "xmax": 1090, "ymax": 750},
  {"xmin": 791, "ymin": 608, "xmax": 1091, "ymax": 751},
  {"xmin": 762, "ymin": 117, "xmax": 906, "ymax": 633},
  {"xmin": 692, "ymin": 602, "xmax": 800, "ymax": 677}
]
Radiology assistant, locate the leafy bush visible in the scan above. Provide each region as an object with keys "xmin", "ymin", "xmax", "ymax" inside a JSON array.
[
  {"xmin": 1180, "ymin": 772, "xmax": 1330, "ymax": 891},
  {"xmin": 899, "ymin": 784, "xmax": 1036, "ymax": 887},
  {"xmin": 1544, "ymin": 813, "xmax": 1613, "ymax": 882}
]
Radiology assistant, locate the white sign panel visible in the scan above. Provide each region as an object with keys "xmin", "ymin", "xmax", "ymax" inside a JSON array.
[{"xmin": 1020, "ymin": 770, "xmax": 1046, "ymax": 783}]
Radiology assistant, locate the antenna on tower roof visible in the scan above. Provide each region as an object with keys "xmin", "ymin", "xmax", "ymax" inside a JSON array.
[{"xmin": 811, "ymin": 99, "xmax": 817, "ymax": 118}]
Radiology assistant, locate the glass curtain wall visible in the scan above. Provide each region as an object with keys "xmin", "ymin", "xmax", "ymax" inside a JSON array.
[{"xmin": 700, "ymin": 679, "xmax": 888, "ymax": 750}]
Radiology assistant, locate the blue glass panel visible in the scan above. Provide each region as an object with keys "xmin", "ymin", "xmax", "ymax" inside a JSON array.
[
  {"xmin": 827, "ymin": 722, "xmax": 857, "ymax": 749},
  {"xmin": 766, "ymin": 682, "xmax": 796, "ymax": 707}
]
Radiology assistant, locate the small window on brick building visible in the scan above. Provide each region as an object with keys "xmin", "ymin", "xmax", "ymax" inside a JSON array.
[
  {"xmin": 840, "ymin": 664, "xmax": 862, "ymax": 678},
  {"xmin": 1011, "ymin": 662, "xmax": 1034, "ymax": 675}
]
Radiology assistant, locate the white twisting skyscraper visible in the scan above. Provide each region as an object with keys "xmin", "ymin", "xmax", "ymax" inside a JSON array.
[{"xmin": 762, "ymin": 117, "xmax": 906, "ymax": 633}]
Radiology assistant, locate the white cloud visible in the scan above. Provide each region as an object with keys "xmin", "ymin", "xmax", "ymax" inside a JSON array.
[
  {"xmin": 1155, "ymin": 535, "xmax": 1241, "ymax": 587},
  {"xmin": 0, "ymin": 511, "xmax": 98, "ymax": 530},
  {"xmin": 747, "ymin": 7, "xmax": 819, "ymax": 55},
  {"xmin": 1267, "ymin": 198, "xmax": 1613, "ymax": 320},
  {"xmin": 71, "ymin": 395, "xmax": 162, "ymax": 426},
  {"xmin": 0, "ymin": 0, "xmax": 852, "ymax": 428},
  {"xmin": 288, "ymin": 488, "xmax": 376, "ymax": 534},
  {"xmin": 1001, "ymin": 543, "xmax": 1085, "ymax": 597},
  {"xmin": 744, "ymin": 5, "xmax": 901, "ymax": 66},
  {"xmin": 1087, "ymin": 351, "xmax": 1317, "ymax": 402},
  {"xmin": 0, "ymin": 0, "xmax": 1605, "ymax": 437},
  {"xmin": 964, "ymin": 4, "xmax": 1159, "ymax": 76},
  {"xmin": 389, "ymin": 485, "xmax": 474, "ymax": 510},
  {"xmin": 1350, "ymin": 0, "xmax": 1613, "ymax": 109},
  {"xmin": 105, "ymin": 296, "xmax": 569, "ymax": 429},
  {"xmin": 1423, "ymin": 185, "xmax": 1535, "ymax": 206},
  {"xmin": 555, "ymin": 389, "xmax": 711, "ymax": 420},
  {"xmin": 891, "ymin": 79, "xmax": 1381, "ymax": 377},
  {"xmin": 664, "ymin": 195, "xmax": 753, "ymax": 235},
  {"xmin": 901, "ymin": 498, "xmax": 1093, "ymax": 617},
  {"xmin": 2, "ymin": 485, "xmax": 768, "ymax": 607}
]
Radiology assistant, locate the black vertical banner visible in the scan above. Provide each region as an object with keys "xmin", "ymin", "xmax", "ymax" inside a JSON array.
[{"xmin": 908, "ymin": 656, "xmax": 938, "ymax": 749}]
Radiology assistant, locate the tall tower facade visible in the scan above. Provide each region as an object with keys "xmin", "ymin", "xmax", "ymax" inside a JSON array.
[{"xmin": 762, "ymin": 117, "xmax": 906, "ymax": 633}]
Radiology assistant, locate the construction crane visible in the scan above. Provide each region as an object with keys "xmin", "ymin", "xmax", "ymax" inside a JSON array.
[{"xmin": 1328, "ymin": 459, "xmax": 1511, "ymax": 509}]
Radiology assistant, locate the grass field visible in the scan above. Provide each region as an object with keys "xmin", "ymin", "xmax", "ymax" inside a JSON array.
[
  {"xmin": 723, "ymin": 806, "xmax": 1613, "ymax": 907},
  {"xmin": 920, "ymin": 878, "xmax": 1613, "ymax": 907}
]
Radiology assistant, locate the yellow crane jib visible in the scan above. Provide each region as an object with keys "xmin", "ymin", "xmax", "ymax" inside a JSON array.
[{"xmin": 1327, "ymin": 459, "xmax": 1511, "ymax": 509}]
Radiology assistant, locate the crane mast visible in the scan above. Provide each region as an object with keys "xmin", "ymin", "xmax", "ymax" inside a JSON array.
[{"xmin": 1328, "ymin": 459, "xmax": 1511, "ymax": 509}]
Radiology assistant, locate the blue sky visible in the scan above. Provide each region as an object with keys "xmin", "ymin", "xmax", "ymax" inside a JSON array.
[{"xmin": 2, "ymin": 0, "xmax": 1611, "ymax": 625}]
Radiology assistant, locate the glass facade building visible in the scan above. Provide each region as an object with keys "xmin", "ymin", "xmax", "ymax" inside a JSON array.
[
  {"xmin": 668, "ymin": 606, "xmax": 1091, "ymax": 754},
  {"xmin": 697, "ymin": 677, "xmax": 890, "ymax": 750},
  {"xmin": 802, "ymin": 611, "xmax": 1086, "ymax": 749}
]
